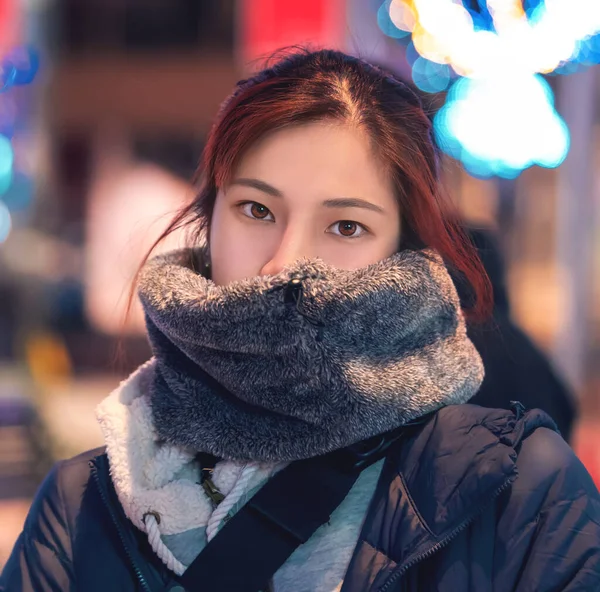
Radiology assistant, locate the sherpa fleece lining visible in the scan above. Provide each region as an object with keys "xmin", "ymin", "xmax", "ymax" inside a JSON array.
[{"xmin": 96, "ymin": 361, "xmax": 278, "ymax": 538}]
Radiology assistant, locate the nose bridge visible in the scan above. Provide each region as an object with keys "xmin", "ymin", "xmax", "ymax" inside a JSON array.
[{"xmin": 262, "ymin": 221, "xmax": 314, "ymax": 276}]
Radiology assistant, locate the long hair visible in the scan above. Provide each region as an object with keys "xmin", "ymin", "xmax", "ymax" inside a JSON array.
[{"xmin": 131, "ymin": 48, "xmax": 491, "ymax": 320}]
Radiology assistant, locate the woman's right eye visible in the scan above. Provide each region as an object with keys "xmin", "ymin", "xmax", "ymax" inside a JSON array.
[{"xmin": 238, "ymin": 201, "xmax": 274, "ymax": 222}]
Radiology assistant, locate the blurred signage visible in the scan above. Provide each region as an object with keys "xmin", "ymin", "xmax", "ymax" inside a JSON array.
[{"xmin": 238, "ymin": 0, "xmax": 346, "ymax": 67}]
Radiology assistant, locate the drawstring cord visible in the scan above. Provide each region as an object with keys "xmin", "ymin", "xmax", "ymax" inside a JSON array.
[{"xmin": 142, "ymin": 462, "xmax": 261, "ymax": 576}]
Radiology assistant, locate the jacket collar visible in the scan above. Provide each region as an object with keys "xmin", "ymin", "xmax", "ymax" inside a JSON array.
[{"xmin": 90, "ymin": 452, "xmax": 175, "ymax": 592}]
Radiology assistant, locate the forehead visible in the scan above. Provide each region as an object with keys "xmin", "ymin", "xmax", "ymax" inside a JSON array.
[{"xmin": 232, "ymin": 121, "xmax": 392, "ymax": 199}]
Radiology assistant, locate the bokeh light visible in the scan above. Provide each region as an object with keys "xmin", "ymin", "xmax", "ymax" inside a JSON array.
[
  {"xmin": 383, "ymin": 0, "xmax": 600, "ymax": 75},
  {"xmin": 411, "ymin": 57, "xmax": 451, "ymax": 93},
  {"xmin": 405, "ymin": 41, "xmax": 419, "ymax": 67},
  {"xmin": 0, "ymin": 199, "xmax": 12, "ymax": 243},
  {"xmin": 2, "ymin": 172, "xmax": 34, "ymax": 211},
  {"xmin": 9, "ymin": 47, "xmax": 40, "ymax": 86},
  {"xmin": 378, "ymin": 0, "xmax": 411, "ymax": 39},
  {"xmin": 0, "ymin": 133, "xmax": 14, "ymax": 195},
  {"xmin": 388, "ymin": 0, "xmax": 416, "ymax": 32},
  {"xmin": 0, "ymin": 62, "xmax": 17, "ymax": 92},
  {"xmin": 434, "ymin": 75, "xmax": 569, "ymax": 178},
  {"xmin": 378, "ymin": 0, "xmax": 599, "ymax": 176},
  {"xmin": 0, "ymin": 45, "xmax": 39, "ymax": 93}
]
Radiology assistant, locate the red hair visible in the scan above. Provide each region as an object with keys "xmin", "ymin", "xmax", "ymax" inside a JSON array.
[{"xmin": 134, "ymin": 48, "xmax": 491, "ymax": 321}]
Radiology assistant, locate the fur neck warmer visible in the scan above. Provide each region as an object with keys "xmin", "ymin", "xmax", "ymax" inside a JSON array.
[{"xmin": 137, "ymin": 246, "xmax": 484, "ymax": 462}]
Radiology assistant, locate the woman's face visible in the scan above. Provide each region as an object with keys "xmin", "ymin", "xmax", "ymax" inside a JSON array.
[{"xmin": 209, "ymin": 121, "xmax": 401, "ymax": 285}]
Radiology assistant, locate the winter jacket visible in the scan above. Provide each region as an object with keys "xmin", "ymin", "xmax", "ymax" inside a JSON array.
[{"xmin": 1, "ymin": 402, "xmax": 599, "ymax": 591}]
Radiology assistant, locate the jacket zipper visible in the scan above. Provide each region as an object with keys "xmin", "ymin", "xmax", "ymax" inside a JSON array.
[
  {"xmin": 378, "ymin": 475, "xmax": 516, "ymax": 592},
  {"xmin": 90, "ymin": 459, "xmax": 152, "ymax": 592}
]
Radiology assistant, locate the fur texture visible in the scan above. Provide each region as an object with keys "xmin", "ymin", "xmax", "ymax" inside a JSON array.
[{"xmin": 138, "ymin": 246, "xmax": 484, "ymax": 461}]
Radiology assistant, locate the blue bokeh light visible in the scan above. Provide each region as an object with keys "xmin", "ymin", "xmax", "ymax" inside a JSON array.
[
  {"xmin": 553, "ymin": 61, "xmax": 582, "ymax": 76},
  {"xmin": 377, "ymin": 0, "xmax": 411, "ymax": 39},
  {"xmin": 405, "ymin": 41, "xmax": 419, "ymax": 68},
  {"xmin": 0, "ymin": 63, "xmax": 17, "ymax": 93},
  {"xmin": 586, "ymin": 34, "xmax": 600, "ymax": 61},
  {"xmin": 0, "ymin": 46, "xmax": 39, "ymax": 93},
  {"xmin": 411, "ymin": 57, "xmax": 451, "ymax": 93},
  {"xmin": 526, "ymin": 1, "xmax": 547, "ymax": 26},
  {"xmin": 463, "ymin": 0, "xmax": 495, "ymax": 32},
  {"xmin": 0, "ymin": 134, "xmax": 14, "ymax": 195},
  {"xmin": 434, "ymin": 75, "xmax": 570, "ymax": 177},
  {"xmin": 2, "ymin": 173, "xmax": 34, "ymax": 211},
  {"xmin": 0, "ymin": 199, "xmax": 11, "ymax": 243},
  {"xmin": 571, "ymin": 34, "xmax": 600, "ymax": 67},
  {"xmin": 377, "ymin": 0, "xmax": 596, "ymax": 177}
]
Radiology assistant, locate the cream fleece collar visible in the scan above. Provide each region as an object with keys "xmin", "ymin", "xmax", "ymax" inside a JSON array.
[{"xmin": 96, "ymin": 361, "xmax": 282, "ymax": 573}]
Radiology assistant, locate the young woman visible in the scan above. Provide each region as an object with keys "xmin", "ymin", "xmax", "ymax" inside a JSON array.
[{"xmin": 2, "ymin": 49, "xmax": 599, "ymax": 592}]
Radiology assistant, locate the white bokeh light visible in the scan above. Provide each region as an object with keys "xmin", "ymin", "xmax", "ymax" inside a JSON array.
[
  {"xmin": 435, "ymin": 75, "xmax": 569, "ymax": 177},
  {"xmin": 389, "ymin": 0, "xmax": 594, "ymax": 174}
]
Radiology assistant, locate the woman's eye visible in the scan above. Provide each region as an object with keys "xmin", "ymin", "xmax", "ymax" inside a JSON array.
[
  {"xmin": 239, "ymin": 201, "xmax": 274, "ymax": 221},
  {"xmin": 328, "ymin": 221, "xmax": 367, "ymax": 238}
]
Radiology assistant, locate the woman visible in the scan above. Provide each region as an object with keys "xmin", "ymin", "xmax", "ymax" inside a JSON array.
[{"xmin": 2, "ymin": 49, "xmax": 598, "ymax": 592}]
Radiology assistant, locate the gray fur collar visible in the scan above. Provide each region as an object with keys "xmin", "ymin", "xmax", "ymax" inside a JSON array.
[{"xmin": 138, "ymin": 247, "xmax": 483, "ymax": 462}]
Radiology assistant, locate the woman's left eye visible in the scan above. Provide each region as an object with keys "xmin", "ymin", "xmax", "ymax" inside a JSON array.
[{"xmin": 327, "ymin": 221, "xmax": 368, "ymax": 238}]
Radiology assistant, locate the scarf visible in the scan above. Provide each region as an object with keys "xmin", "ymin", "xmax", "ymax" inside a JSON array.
[
  {"xmin": 137, "ymin": 246, "xmax": 484, "ymax": 462},
  {"xmin": 95, "ymin": 364, "xmax": 382, "ymax": 581}
]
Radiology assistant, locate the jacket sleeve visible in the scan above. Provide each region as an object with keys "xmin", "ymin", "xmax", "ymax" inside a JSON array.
[
  {"xmin": 0, "ymin": 463, "xmax": 75, "ymax": 592},
  {"xmin": 510, "ymin": 427, "xmax": 600, "ymax": 591}
]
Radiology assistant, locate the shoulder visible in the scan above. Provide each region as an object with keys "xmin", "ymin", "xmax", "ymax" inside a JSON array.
[
  {"xmin": 0, "ymin": 449, "xmax": 109, "ymax": 589},
  {"xmin": 492, "ymin": 421, "xmax": 600, "ymax": 554},
  {"xmin": 429, "ymin": 402, "xmax": 516, "ymax": 431},
  {"xmin": 27, "ymin": 447, "xmax": 107, "ymax": 530},
  {"xmin": 431, "ymin": 404, "xmax": 596, "ymax": 501},
  {"xmin": 518, "ymin": 426, "xmax": 577, "ymax": 473},
  {"xmin": 400, "ymin": 403, "xmax": 597, "ymax": 511},
  {"xmin": 513, "ymin": 427, "xmax": 599, "ymax": 508},
  {"xmin": 424, "ymin": 403, "xmax": 562, "ymax": 451},
  {"xmin": 7, "ymin": 448, "xmax": 105, "ymax": 569},
  {"xmin": 494, "ymin": 427, "xmax": 600, "ymax": 590},
  {"xmin": 408, "ymin": 403, "xmax": 540, "ymax": 454},
  {"xmin": 46, "ymin": 447, "xmax": 107, "ymax": 498},
  {"xmin": 53, "ymin": 446, "xmax": 106, "ymax": 481}
]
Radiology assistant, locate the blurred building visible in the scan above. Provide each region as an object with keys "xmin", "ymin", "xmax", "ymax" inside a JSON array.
[{"xmin": 38, "ymin": 0, "xmax": 238, "ymax": 368}]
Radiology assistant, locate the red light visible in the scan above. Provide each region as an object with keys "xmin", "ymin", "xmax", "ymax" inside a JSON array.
[
  {"xmin": 0, "ymin": 0, "xmax": 19, "ymax": 58},
  {"xmin": 239, "ymin": 0, "xmax": 346, "ymax": 67}
]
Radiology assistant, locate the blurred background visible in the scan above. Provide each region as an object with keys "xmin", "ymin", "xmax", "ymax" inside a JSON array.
[{"xmin": 0, "ymin": 0, "xmax": 599, "ymax": 565}]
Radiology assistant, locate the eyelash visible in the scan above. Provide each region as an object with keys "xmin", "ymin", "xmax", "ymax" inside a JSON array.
[{"xmin": 236, "ymin": 201, "xmax": 369, "ymax": 239}]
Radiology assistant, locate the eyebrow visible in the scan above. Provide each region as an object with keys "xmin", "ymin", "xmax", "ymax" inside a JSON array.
[
  {"xmin": 230, "ymin": 177, "xmax": 385, "ymax": 214},
  {"xmin": 322, "ymin": 198, "xmax": 384, "ymax": 214},
  {"xmin": 230, "ymin": 178, "xmax": 283, "ymax": 197}
]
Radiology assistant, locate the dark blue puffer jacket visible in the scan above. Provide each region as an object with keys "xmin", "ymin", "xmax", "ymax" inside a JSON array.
[{"xmin": 1, "ymin": 403, "xmax": 599, "ymax": 591}]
